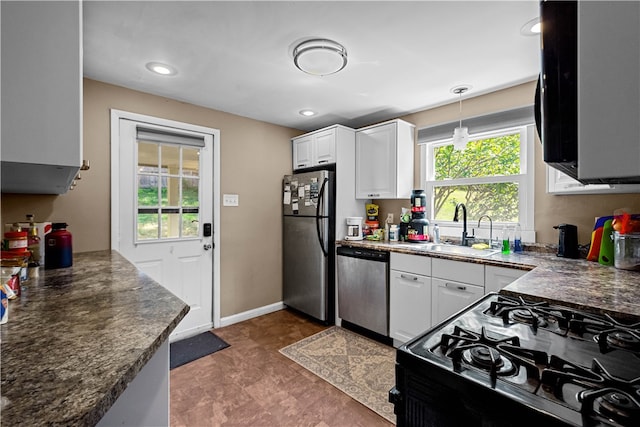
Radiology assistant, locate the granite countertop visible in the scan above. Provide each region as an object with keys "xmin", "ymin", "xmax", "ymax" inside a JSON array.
[
  {"xmin": 337, "ymin": 240, "xmax": 640, "ymax": 321},
  {"xmin": 0, "ymin": 250, "xmax": 190, "ymax": 426}
]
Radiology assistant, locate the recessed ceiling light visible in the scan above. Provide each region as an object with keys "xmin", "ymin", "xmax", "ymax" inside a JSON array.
[
  {"xmin": 145, "ymin": 62, "xmax": 177, "ymax": 76},
  {"xmin": 299, "ymin": 110, "xmax": 316, "ymax": 117},
  {"xmin": 521, "ymin": 17, "xmax": 541, "ymax": 36}
]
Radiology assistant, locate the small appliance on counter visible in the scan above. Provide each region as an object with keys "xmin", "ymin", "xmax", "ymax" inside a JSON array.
[
  {"xmin": 407, "ymin": 189, "xmax": 429, "ymax": 242},
  {"xmin": 344, "ymin": 217, "xmax": 363, "ymax": 241},
  {"xmin": 554, "ymin": 223, "xmax": 578, "ymax": 258}
]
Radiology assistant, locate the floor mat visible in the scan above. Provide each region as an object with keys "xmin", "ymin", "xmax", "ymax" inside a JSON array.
[
  {"xmin": 170, "ymin": 331, "xmax": 230, "ymax": 369},
  {"xmin": 279, "ymin": 326, "xmax": 396, "ymax": 424}
]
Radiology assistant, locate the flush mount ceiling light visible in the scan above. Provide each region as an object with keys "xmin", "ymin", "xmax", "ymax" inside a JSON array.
[
  {"xmin": 299, "ymin": 109, "xmax": 316, "ymax": 117},
  {"xmin": 521, "ymin": 17, "xmax": 541, "ymax": 36},
  {"xmin": 145, "ymin": 62, "xmax": 177, "ymax": 76},
  {"xmin": 293, "ymin": 39, "xmax": 348, "ymax": 76},
  {"xmin": 451, "ymin": 86, "xmax": 470, "ymax": 151}
]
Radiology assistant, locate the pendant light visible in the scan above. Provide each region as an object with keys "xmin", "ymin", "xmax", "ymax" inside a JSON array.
[{"xmin": 451, "ymin": 86, "xmax": 470, "ymax": 150}]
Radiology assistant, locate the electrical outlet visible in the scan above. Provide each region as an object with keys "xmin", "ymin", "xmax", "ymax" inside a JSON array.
[
  {"xmin": 387, "ymin": 213, "xmax": 394, "ymax": 223},
  {"xmin": 223, "ymin": 194, "xmax": 239, "ymax": 206}
]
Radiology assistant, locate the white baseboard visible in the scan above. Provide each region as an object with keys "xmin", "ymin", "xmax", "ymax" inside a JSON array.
[
  {"xmin": 219, "ymin": 301, "xmax": 285, "ymax": 327},
  {"xmin": 169, "ymin": 323, "xmax": 214, "ymax": 343}
]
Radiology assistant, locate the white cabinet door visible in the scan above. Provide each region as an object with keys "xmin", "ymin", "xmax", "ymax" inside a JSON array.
[
  {"xmin": 431, "ymin": 278, "xmax": 484, "ymax": 325},
  {"xmin": 314, "ymin": 128, "xmax": 337, "ymax": 166},
  {"xmin": 292, "ymin": 135, "xmax": 314, "ymax": 170},
  {"xmin": 484, "ymin": 266, "xmax": 527, "ymax": 294},
  {"xmin": 1, "ymin": 1, "xmax": 82, "ymax": 194},
  {"xmin": 355, "ymin": 119, "xmax": 415, "ymax": 199},
  {"xmin": 356, "ymin": 122, "xmax": 397, "ymax": 198},
  {"xmin": 390, "ymin": 270, "xmax": 431, "ymax": 344}
]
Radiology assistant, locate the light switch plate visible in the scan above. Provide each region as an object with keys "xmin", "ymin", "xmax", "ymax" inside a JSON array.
[{"xmin": 223, "ymin": 194, "xmax": 239, "ymax": 206}]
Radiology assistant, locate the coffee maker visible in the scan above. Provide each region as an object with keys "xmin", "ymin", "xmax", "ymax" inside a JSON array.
[{"xmin": 554, "ymin": 223, "xmax": 578, "ymax": 258}]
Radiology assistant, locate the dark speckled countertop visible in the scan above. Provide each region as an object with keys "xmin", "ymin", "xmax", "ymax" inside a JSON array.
[
  {"xmin": 0, "ymin": 250, "xmax": 189, "ymax": 426},
  {"xmin": 337, "ymin": 240, "xmax": 640, "ymax": 321}
]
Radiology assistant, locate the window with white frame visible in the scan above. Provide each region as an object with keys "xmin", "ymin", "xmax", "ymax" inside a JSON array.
[{"xmin": 418, "ymin": 106, "xmax": 535, "ymax": 242}]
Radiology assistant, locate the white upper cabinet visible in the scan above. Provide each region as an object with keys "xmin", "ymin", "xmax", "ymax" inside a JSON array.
[
  {"xmin": 547, "ymin": 167, "xmax": 640, "ymax": 195},
  {"xmin": 355, "ymin": 119, "xmax": 415, "ymax": 199},
  {"xmin": 1, "ymin": 0, "xmax": 83, "ymax": 194},
  {"xmin": 292, "ymin": 127, "xmax": 337, "ymax": 170}
]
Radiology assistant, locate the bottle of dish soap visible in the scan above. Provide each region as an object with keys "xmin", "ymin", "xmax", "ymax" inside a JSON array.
[
  {"xmin": 501, "ymin": 225, "xmax": 510, "ymax": 254},
  {"xmin": 513, "ymin": 223, "xmax": 523, "ymax": 253}
]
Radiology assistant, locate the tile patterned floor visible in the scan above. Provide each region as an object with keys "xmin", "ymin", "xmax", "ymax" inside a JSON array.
[{"xmin": 170, "ymin": 309, "xmax": 394, "ymax": 427}]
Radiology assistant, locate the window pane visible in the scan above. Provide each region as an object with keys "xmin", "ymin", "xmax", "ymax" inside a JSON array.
[
  {"xmin": 161, "ymin": 145, "xmax": 180, "ymax": 172},
  {"xmin": 137, "ymin": 213, "xmax": 159, "ymax": 240},
  {"xmin": 138, "ymin": 142, "xmax": 158, "ymax": 173},
  {"xmin": 183, "ymin": 148, "xmax": 200, "ymax": 177},
  {"xmin": 138, "ymin": 175, "xmax": 159, "ymax": 206},
  {"xmin": 161, "ymin": 213, "xmax": 180, "ymax": 239},
  {"xmin": 182, "ymin": 178, "xmax": 199, "ymax": 207},
  {"xmin": 161, "ymin": 177, "xmax": 180, "ymax": 207},
  {"xmin": 434, "ymin": 133, "xmax": 521, "ymax": 180},
  {"xmin": 433, "ymin": 183, "xmax": 519, "ymax": 223},
  {"xmin": 182, "ymin": 213, "xmax": 199, "ymax": 237}
]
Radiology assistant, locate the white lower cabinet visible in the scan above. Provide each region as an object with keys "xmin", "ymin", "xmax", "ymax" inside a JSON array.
[
  {"xmin": 431, "ymin": 258, "xmax": 484, "ymax": 325},
  {"xmin": 431, "ymin": 278, "xmax": 484, "ymax": 325},
  {"xmin": 484, "ymin": 265, "xmax": 528, "ymax": 294},
  {"xmin": 389, "ymin": 253, "xmax": 431, "ymax": 346}
]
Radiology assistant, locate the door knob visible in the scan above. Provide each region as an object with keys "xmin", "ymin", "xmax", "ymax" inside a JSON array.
[{"xmin": 204, "ymin": 243, "xmax": 212, "ymax": 250}]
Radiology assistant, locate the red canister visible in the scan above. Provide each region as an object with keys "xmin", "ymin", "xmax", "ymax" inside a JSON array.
[{"xmin": 45, "ymin": 223, "xmax": 73, "ymax": 269}]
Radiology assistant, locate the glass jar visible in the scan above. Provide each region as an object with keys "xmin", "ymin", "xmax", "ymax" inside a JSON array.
[{"xmin": 614, "ymin": 232, "xmax": 640, "ymax": 271}]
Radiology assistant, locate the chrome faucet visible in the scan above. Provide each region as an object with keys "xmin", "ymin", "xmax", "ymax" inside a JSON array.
[
  {"xmin": 453, "ymin": 203, "xmax": 474, "ymax": 246},
  {"xmin": 477, "ymin": 215, "xmax": 494, "ymax": 248}
]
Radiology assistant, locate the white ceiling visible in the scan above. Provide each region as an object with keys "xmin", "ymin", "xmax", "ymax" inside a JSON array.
[{"xmin": 83, "ymin": 1, "xmax": 541, "ymax": 132}]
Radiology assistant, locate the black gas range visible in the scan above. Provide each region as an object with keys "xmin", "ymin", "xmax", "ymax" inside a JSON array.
[{"xmin": 389, "ymin": 293, "xmax": 640, "ymax": 427}]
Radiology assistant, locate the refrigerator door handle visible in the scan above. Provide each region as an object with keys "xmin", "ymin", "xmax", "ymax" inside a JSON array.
[{"xmin": 316, "ymin": 177, "xmax": 329, "ymax": 257}]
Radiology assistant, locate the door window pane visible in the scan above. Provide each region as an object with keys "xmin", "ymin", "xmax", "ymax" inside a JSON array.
[
  {"xmin": 161, "ymin": 145, "xmax": 180, "ymax": 172},
  {"xmin": 182, "ymin": 213, "xmax": 199, "ymax": 237},
  {"xmin": 161, "ymin": 213, "xmax": 181, "ymax": 239},
  {"xmin": 161, "ymin": 177, "xmax": 181, "ymax": 207},
  {"xmin": 182, "ymin": 177, "xmax": 199, "ymax": 207},
  {"xmin": 136, "ymin": 139, "xmax": 202, "ymax": 242},
  {"xmin": 138, "ymin": 213, "xmax": 159, "ymax": 240},
  {"xmin": 183, "ymin": 148, "xmax": 200, "ymax": 176}
]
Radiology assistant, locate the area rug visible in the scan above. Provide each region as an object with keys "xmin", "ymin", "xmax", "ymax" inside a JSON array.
[
  {"xmin": 279, "ymin": 326, "xmax": 396, "ymax": 424},
  {"xmin": 170, "ymin": 331, "xmax": 230, "ymax": 369}
]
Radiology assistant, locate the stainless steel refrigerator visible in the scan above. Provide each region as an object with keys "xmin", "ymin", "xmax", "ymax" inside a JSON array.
[{"xmin": 282, "ymin": 169, "xmax": 335, "ymax": 323}]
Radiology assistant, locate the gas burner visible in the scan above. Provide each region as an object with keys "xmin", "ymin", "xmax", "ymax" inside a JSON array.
[
  {"xmin": 462, "ymin": 346, "xmax": 516, "ymax": 376},
  {"xmin": 486, "ymin": 295, "xmax": 571, "ymax": 334},
  {"xmin": 605, "ymin": 331, "xmax": 640, "ymax": 352},
  {"xmin": 569, "ymin": 312, "xmax": 640, "ymax": 353},
  {"xmin": 598, "ymin": 391, "xmax": 640, "ymax": 422}
]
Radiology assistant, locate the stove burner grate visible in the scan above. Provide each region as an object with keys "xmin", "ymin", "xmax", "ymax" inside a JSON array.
[
  {"xmin": 486, "ymin": 295, "xmax": 572, "ymax": 334},
  {"xmin": 568, "ymin": 312, "xmax": 640, "ymax": 353}
]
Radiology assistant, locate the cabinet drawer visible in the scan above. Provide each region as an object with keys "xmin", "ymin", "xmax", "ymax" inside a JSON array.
[
  {"xmin": 431, "ymin": 258, "xmax": 484, "ymax": 286},
  {"xmin": 390, "ymin": 252, "xmax": 431, "ymax": 276}
]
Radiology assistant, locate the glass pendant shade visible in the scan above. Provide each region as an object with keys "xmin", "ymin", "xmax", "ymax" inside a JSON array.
[{"xmin": 452, "ymin": 126, "xmax": 469, "ymax": 150}]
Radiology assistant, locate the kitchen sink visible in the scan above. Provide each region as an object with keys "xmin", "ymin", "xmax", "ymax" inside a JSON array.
[{"xmin": 427, "ymin": 244, "xmax": 500, "ymax": 258}]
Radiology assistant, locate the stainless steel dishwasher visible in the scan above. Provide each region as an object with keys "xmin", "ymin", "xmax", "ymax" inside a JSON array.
[{"xmin": 337, "ymin": 246, "xmax": 389, "ymax": 336}]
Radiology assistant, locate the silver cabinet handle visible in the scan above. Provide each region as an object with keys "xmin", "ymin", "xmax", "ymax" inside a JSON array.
[
  {"xmin": 297, "ymin": 164, "xmax": 306, "ymax": 168},
  {"xmin": 400, "ymin": 274, "xmax": 418, "ymax": 281},
  {"xmin": 367, "ymin": 193, "xmax": 381, "ymax": 197},
  {"xmin": 318, "ymin": 160, "xmax": 329, "ymax": 164},
  {"xmin": 445, "ymin": 282, "xmax": 466, "ymax": 291}
]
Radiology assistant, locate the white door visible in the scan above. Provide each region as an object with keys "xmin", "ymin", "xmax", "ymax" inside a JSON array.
[{"xmin": 112, "ymin": 113, "xmax": 217, "ymax": 341}]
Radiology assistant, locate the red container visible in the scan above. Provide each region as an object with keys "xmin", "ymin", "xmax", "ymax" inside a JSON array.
[{"xmin": 45, "ymin": 223, "xmax": 73, "ymax": 269}]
